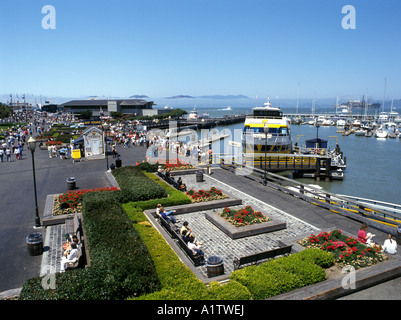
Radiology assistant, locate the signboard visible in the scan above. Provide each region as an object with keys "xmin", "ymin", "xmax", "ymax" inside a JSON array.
[
  {"xmin": 83, "ymin": 120, "xmax": 101, "ymax": 126},
  {"xmin": 72, "ymin": 149, "xmax": 81, "ymax": 160}
]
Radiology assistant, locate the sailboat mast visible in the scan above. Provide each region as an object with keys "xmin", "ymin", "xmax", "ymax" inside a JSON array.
[
  {"xmin": 296, "ymin": 82, "xmax": 300, "ymax": 115},
  {"xmin": 382, "ymin": 77, "xmax": 386, "ymax": 113}
]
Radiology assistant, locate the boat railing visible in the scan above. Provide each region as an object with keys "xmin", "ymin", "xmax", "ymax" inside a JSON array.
[
  {"xmin": 246, "ymin": 115, "xmax": 284, "ymax": 120},
  {"xmin": 293, "ymin": 145, "xmax": 329, "ymax": 156}
]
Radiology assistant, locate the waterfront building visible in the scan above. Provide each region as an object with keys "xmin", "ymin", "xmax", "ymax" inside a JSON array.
[{"xmin": 58, "ymin": 98, "xmax": 163, "ymax": 117}]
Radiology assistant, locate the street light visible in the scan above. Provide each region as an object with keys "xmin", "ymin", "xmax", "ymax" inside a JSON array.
[
  {"xmin": 263, "ymin": 123, "xmax": 269, "ymax": 186},
  {"xmin": 28, "ymin": 137, "xmax": 41, "ymax": 228},
  {"xmin": 102, "ymin": 123, "xmax": 109, "ymax": 170}
]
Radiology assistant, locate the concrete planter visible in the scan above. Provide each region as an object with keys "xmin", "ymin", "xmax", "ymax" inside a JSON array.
[{"xmin": 205, "ymin": 211, "xmax": 286, "ymax": 239}]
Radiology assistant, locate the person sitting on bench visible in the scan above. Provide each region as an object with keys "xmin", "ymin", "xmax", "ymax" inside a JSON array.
[
  {"xmin": 177, "ymin": 177, "xmax": 187, "ymax": 191},
  {"xmin": 157, "ymin": 205, "xmax": 177, "ymax": 224},
  {"xmin": 181, "ymin": 229, "xmax": 190, "ymax": 244},
  {"xmin": 181, "ymin": 221, "xmax": 197, "ymax": 242},
  {"xmin": 188, "ymin": 239, "xmax": 204, "ymax": 258},
  {"xmin": 60, "ymin": 242, "xmax": 79, "ymax": 272}
]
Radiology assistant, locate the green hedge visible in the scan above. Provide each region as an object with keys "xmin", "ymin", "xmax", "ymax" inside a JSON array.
[
  {"xmin": 19, "ymin": 191, "xmax": 160, "ymax": 300},
  {"xmin": 230, "ymin": 248, "xmax": 334, "ymax": 299},
  {"xmin": 112, "ymin": 166, "xmax": 167, "ymax": 203}
]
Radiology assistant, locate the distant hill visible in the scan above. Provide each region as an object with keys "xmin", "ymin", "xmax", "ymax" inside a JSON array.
[
  {"xmin": 130, "ymin": 95, "xmax": 149, "ymax": 99},
  {"xmin": 165, "ymin": 95, "xmax": 195, "ymax": 99}
]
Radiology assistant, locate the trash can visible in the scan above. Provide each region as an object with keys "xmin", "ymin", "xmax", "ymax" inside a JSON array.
[
  {"xmin": 116, "ymin": 158, "xmax": 122, "ymax": 168},
  {"xmin": 26, "ymin": 233, "xmax": 43, "ymax": 256},
  {"xmin": 66, "ymin": 177, "xmax": 76, "ymax": 190},
  {"xmin": 206, "ymin": 256, "xmax": 224, "ymax": 278},
  {"xmin": 397, "ymin": 225, "xmax": 401, "ymax": 245},
  {"xmin": 196, "ymin": 171, "xmax": 203, "ymax": 182}
]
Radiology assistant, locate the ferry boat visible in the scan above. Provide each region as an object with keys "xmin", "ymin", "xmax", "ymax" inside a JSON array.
[
  {"xmin": 188, "ymin": 108, "xmax": 198, "ymax": 119},
  {"xmin": 242, "ymin": 98, "xmax": 292, "ymax": 158}
]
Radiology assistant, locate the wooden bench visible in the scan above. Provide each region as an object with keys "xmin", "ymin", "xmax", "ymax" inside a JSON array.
[
  {"xmin": 64, "ymin": 213, "xmax": 90, "ymax": 270},
  {"xmin": 233, "ymin": 245, "xmax": 293, "ymax": 270},
  {"xmin": 157, "ymin": 171, "xmax": 186, "ymax": 191},
  {"xmin": 157, "ymin": 216, "xmax": 205, "ymax": 266}
]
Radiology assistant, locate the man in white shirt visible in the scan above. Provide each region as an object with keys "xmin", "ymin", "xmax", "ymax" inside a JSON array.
[{"xmin": 60, "ymin": 242, "xmax": 79, "ymax": 272}]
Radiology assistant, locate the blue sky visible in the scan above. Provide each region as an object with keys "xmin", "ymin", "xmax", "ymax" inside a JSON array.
[{"xmin": 1, "ymin": 0, "xmax": 400, "ymax": 101}]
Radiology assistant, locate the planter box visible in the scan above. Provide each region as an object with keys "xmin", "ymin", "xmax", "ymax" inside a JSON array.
[{"xmin": 205, "ymin": 211, "xmax": 286, "ymax": 239}]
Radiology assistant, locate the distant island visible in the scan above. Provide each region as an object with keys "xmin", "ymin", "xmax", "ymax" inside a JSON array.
[
  {"xmin": 130, "ymin": 95, "xmax": 150, "ymax": 99},
  {"xmin": 165, "ymin": 95, "xmax": 195, "ymax": 99},
  {"xmin": 165, "ymin": 94, "xmax": 250, "ymax": 100}
]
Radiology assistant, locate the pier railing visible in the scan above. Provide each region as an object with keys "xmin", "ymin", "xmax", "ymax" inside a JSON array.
[{"xmin": 218, "ymin": 160, "xmax": 401, "ymax": 236}]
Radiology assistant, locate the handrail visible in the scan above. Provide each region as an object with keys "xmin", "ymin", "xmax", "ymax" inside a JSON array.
[{"xmin": 218, "ymin": 160, "xmax": 401, "ymax": 234}]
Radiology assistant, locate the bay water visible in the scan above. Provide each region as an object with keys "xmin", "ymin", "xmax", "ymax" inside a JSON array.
[{"xmin": 154, "ymin": 98, "xmax": 401, "ymax": 206}]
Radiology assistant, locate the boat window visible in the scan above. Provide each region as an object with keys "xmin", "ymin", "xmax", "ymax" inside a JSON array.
[
  {"xmin": 253, "ymin": 110, "xmax": 282, "ymax": 117},
  {"xmin": 244, "ymin": 127, "xmax": 289, "ymax": 134}
]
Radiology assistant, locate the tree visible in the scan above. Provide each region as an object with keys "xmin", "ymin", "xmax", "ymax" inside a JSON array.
[
  {"xmin": 0, "ymin": 103, "xmax": 11, "ymax": 119},
  {"xmin": 78, "ymin": 110, "xmax": 92, "ymax": 120}
]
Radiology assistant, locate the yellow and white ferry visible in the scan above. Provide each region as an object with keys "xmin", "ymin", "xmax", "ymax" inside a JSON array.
[{"xmin": 242, "ymin": 98, "xmax": 292, "ymax": 159}]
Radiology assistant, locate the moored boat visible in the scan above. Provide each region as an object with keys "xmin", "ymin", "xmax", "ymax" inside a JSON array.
[{"xmin": 242, "ymin": 98, "xmax": 292, "ymax": 163}]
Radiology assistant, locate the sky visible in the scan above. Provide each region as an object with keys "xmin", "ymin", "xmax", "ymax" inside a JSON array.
[{"xmin": 1, "ymin": 0, "xmax": 401, "ymax": 101}]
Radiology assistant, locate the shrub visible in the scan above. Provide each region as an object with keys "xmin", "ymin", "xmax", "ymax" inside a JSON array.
[
  {"xmin": 230, "ymin": 248, "xmax": 330, "ymax": 300},
  {"xmin": 112, "ymin": 166, "xmax": 167, "ymax": 202}
]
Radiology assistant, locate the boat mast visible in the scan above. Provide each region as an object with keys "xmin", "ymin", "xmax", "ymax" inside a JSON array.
[
  {"xmin": 296, "ymin": 82, "xmax": 300, "ymax": 115},
  {"xmin": 382, "ymin": 77, "xmax": 386, "ymax": 114}
]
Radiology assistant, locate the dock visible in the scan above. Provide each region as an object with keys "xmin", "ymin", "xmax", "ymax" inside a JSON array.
[
  {"xmin": 217, "ymin": 153, "xmax": 343, "ymax": 181},
  {"xmin": 143, "ymin": 115, "xmax": 247, "ymax": 130}
]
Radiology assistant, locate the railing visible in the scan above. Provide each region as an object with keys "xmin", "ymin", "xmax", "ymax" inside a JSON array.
[{"xmin": 218, "ymin": 160, "xmax": 401, "ymax": 236}]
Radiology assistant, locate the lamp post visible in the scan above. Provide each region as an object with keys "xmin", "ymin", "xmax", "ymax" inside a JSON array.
[
  {"xmin": 102, "ymin": 123, "xmax": 109, "ymax": 170},
  {"xmin": 263, "ymin": 123, "xmax": 269, "ymax": 186},
  {"xmin": 28, "ymin": 137, "xmax": 41, "ymax": 228}
]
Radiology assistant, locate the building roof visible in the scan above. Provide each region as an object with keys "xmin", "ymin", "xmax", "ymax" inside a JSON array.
[{"xmin": 59, "ymin": 99, "xmax": 153, "ymax": 107}]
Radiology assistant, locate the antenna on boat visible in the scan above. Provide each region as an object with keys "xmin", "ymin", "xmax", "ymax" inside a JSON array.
[
  {"xmin": 383, "ymin": 77, "xmax": 386, "ymax": 113},
  {"xmin": 296, "ymin": 82, "xmax": 300, "ymax": 115}
]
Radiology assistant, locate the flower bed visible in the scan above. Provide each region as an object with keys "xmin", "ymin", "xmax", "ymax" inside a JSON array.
[
  {"xmin": 54, "ymin": 187, "xmax": 119, "ymax": 215},
  {"xmin": 157, "ymin": 160, "xmax": 196, "ymax": 171},
  {"xmin": 298, "ymin": 229, "xmax": 388, "ymax": 269},
  {"xmin": 186, "ymin": 187, "xmax": 229, "ymax": 203},
  {"xmin": 46, "ymin": 140, "xmax": 63, "ymax": 146},
  {"xmin": 219, "ymin": 205, "xmax": 269, "ymax": 228}
]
